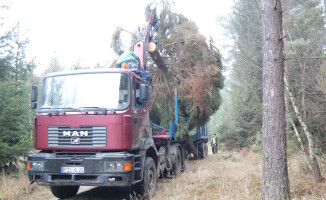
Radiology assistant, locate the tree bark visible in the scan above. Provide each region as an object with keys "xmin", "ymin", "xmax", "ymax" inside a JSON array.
[
  {"xmin": 284, "ymin": 75, "xmax": 323, "ymax": 182},
  {"xmin": 147, "ymin": 42, "xmax": 168, "ymax": 72},
  {"xmin": 261, "ymin": 0, "xmax": 290, "ymax": 199}
]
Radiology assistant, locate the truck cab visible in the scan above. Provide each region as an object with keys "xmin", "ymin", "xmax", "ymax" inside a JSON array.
[{"xmin": 28, "ymin": 68, "xmax": 161, "ymax": 198}]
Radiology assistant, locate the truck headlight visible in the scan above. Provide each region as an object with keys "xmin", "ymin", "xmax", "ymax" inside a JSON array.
[
  {"xmin": 104, "ymin": 162, "xmax": 132, "ymax": 172},
  {"xmin": 27, "ymin": 161, "xmax": 45, "ymax": 171}
]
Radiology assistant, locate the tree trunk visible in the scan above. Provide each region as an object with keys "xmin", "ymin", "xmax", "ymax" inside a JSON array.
[
  {"xmin": 147, "ymin": 42, "xmax": 168, "ymax": 72},
  {"xmin": 284, "ymin": 92, "xmax": 311, "ymax": 169},
  {"xmin": 284, "ymin": 75, "xmax": 323, "ymax": 182},
  {"xmin": 324, "ymin": 0, "xmax": 326, "ymax": 18},
  {"xmin": 261, "ymin": 0, "xmax": 290, "ymax": 199},
  {"xmin": 300, "ymin": 64, "xmax": 307, "ymax": 123}
]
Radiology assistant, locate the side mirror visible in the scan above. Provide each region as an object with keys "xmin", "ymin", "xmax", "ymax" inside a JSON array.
[
  {"xmin": 140, "ymin": 84, "xmax": 149, "ymax": 102},
  {"xmin": 31, "ymin": 85, "xmax": 38, "ymax": 109}
]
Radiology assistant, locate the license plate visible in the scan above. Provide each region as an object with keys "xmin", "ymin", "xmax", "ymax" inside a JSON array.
[{"xmin": 61, "ymin": 167, "xmax": 84, "ymax": 173}]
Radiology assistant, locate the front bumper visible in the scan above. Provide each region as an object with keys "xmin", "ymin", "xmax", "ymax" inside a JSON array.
[{"xmin": 28, "ymin": 151, "xmax": 135, "ymax": 187}]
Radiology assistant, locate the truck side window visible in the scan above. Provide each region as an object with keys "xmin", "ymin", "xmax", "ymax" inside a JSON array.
[
  {"xmin": 133, "ymin": 80, "xmax": 144, "ymax": 109},
  {"xmin": 118, "ymin": 74, "xmax": 130, "ymax": 109}
]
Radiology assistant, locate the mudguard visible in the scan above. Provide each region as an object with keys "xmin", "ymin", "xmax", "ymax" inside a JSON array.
[{"xmin": 139, "ymin": 138, "xmax": 157, "ymax": 151}]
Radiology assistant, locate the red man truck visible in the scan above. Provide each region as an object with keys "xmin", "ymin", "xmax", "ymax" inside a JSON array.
[{"xmin": 28, "ymin": 64, "xmax": 189, "ymax": 199}]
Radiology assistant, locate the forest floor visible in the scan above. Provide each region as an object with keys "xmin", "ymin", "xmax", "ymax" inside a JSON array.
[{"xmin": 0, "ymin": 150, "xmax": 325, "ymax": 200}]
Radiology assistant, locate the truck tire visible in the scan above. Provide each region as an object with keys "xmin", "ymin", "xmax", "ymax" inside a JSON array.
[
  {"xmin": 173, "ymin": 147, "xmax": 182, "ymax": 176},
  {"xmin": 197, "ymin": 143, "xmax": 205, "ymax": 159},
  {"xmin": 204, "ymin": 142, "xmax": 208, "ymax": 157},
  {"xmin": 134, "ymin": 157, "xmax": 157, "ymax": 198},
  {"xmin": 181, "ymin": 149, "xmax": 188, "ymax": 172},
  {"xmin": 50, "ymin": 185, "xmax": 79, "ymax": 199}
]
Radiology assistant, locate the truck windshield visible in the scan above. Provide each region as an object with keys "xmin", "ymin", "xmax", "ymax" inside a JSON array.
[{"xmin": 39, "ymin": 72, "xmax": 130, "ymax": 111}]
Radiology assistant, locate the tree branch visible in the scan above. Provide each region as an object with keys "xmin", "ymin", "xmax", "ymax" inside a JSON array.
[{"xmin": 284, "ymin": 56, "xmax": 326, "ymax": 61}]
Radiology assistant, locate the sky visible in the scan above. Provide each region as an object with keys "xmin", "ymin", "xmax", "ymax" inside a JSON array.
[{"xmin": 3, "ymin": 0, "xmax": 234, "ymax": 74}]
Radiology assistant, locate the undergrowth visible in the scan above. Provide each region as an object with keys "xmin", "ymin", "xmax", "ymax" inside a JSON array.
[
  {"xmin": 0, "ymin": 170, "xmax": 51, "ymax": 200},
  {"xmin": 0, "ymin": 151, "xmax": 325, "ymax": 200}
]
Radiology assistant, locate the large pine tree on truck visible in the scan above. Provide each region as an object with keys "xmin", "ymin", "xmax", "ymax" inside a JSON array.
[{"xmin": 112, "ymin": 1, "xmax": 224, "ymax": 140}]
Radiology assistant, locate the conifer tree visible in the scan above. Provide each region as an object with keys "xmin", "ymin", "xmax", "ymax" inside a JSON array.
[
  {"xmin": 0, "ymin": 24, "xmax": 35, "ymax": 170},
  {"xmin": 217, "ymin": 0, "xmax": 263, "ymax": 149}
]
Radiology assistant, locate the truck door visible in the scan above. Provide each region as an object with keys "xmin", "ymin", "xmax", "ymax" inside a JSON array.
[{"xmin": 131, "ymin": 79, "xmax": 149, "ymax": 149}]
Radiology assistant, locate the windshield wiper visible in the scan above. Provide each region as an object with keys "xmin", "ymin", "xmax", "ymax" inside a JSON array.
[
  {"xmin": 39, "ymin": 107, "xmax": 59, "ymax": 110},
  {"xmin": 58, "ymin": 107, "xmax": 84, "ymax": 111},
  {"xmin": 39, "ymin": 107, "xmax": 88, "ymax": 114},
  {"xmin": 39, "ymin": 107, "xmax": 115, "ymax": 115},
  {"xmin": 79, "ymin": 107, "xmax": 116, "ymax": 114},
  {"xmin": 38, "ymin": 107, "xmax": 64, "ymax": 116}
]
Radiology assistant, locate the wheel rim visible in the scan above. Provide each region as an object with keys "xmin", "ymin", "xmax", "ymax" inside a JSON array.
[
  {"xmin": 147, "ymin": 164, "xmax": 156, "ymax": 195},
  {"xmin": 174, "ymin": 148, "xmax": 182, "ymax": 175},
  {"xmin": 177, "ymin": 152, "xmax": 181, "ymax": 167}
]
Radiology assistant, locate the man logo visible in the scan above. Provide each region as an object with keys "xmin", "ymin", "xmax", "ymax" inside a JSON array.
[
  {"xmin": 63, "ymin": 131, "xmax": 88, "ymax": 137},
  {"xmin": 71, "ymin": 137, "xmax": 80, "ymax": 144}
]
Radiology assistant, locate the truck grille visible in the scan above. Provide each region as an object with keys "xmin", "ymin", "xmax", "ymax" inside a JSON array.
[
  {"xmin": 48, "ymin": 126, "xmax": 107, "ymax": 147},
  {"xmin": 55, "ymin": 151, "xmax": 96, "ymax": 158}
]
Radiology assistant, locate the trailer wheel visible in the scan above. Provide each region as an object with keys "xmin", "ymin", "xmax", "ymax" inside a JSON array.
[
  {"xmin": 134, "ymin": 157, "xmax": 157, "ymax": 198},
  {"xmin": 173, "ymin": 147, "xmax": 182, "ymax": 176},
  {"xmin": 50, "ymin": 185, "xmax": 79, "ymax": 199},
  {"xmin": 182, "ymin": 150, "xmax": 188, "ymax": 172},
  {"xmin": 196, "ymin": 143, "xmax": 205, "ymax": 159},
  {"xmin": 204, "ymin": 142, "xmax": 208, "ymax": 157}
]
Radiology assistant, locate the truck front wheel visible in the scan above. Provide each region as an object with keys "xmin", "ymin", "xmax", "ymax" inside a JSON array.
[
  {"xmin": 134, "ymin": 157, "xmax": 157, "ymax": 198},
  {"xmin": 50, "ymin": 185, "xmax": 79, "ymax": 199}
]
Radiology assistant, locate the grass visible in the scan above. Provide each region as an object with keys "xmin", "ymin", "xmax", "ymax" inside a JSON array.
[
  {"xmin": 0, "ymin": 150, "xmax": 325, "ymax": 200},
  {"xmin": 0, "ymin": 170, "xmax": 51, "ymax": 200},
  {"xmin": 154, "ymin": 150, "xmax": 262, "ymax": 200},
  {"xmin": 288, "ymin": 153, "xmax": 326, "ymax": 199},
  {"xmin": 153, "ymin": 150, "xmax": 326, "ymax": 200}
]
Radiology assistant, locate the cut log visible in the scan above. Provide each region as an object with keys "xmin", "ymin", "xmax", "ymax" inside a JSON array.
[{"xmin": 147, "ymin": 42, "xmax": 167, "ymax": 72}]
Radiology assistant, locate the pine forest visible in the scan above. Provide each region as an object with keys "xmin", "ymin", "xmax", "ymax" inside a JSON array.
[{"xmin": 0, "ymin": 0, "xmax": 325, "ymax": 199}]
